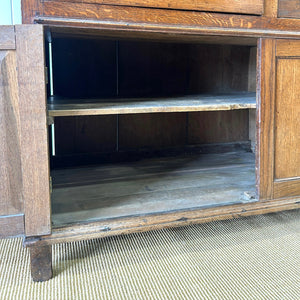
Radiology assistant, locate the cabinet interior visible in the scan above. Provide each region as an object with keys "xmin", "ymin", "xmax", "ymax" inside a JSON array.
[{"xmin": 46, "ymin": 30, "xmax": 258, "ymax": 227}]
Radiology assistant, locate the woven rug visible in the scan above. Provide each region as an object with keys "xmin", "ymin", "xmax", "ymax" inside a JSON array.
[{"xmin": 0, "ymin": 209, "xmax": 299, "ymax": 300}]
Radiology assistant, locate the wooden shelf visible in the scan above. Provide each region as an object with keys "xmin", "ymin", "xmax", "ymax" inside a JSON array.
[
  {"xmin": 51, "ymin": 151, "xmax": 256, "ymax": 227},
  {"xmin": 47, "ymin": 92, "xmax": 256, "ymax": 117}
]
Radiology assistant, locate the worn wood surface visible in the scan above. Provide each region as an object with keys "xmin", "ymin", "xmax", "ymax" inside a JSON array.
[
  {"xmin": 47, "ymin": 0, "xmax": 263, "ymax": 15},
  {"xmin": 0, "ymin": 214, "xmax": 24, "ymax": 238},
  {"xmin": 54, "ymin": 115, "xmax": 117, "ymax": 156},
  {"xmin": 274, "ymin": 58, "xmax": 300, "ymax": 180},
  {"xmin": 16, "ymin": 25, "xmax": 51, "ymax": 237},
  {"xmin": 48, "ymin": 93, "xmax": 256, "ymax": 117},
  {"xmin": 0, "ymin": 27, "xmax": 16, "ymax": 50},
  {"xmin": 264, "ymin": 0, "xmax": 279, "ymax": 18},
  {"xmin": 256, "ymin": 39, "xmax": 276, "ymax": 201},
  {"xmin": 0, "ymin": 50, "xmax": 24, "ymax": 223},
  {"xmin": 119, "ymin": 113, "xmax": 186, "ymax": 150},
  {"xmin": 276, "ymin": 39, "xmax": 300, "ymax": 57},
  {"xmin": 188, "ymin": 110, "xmax": 249, "ymax": 144},
  {"xmin": 51, "ymin": 27, "xmax": 258, "ymax": 46},
  {"xmin": 278, "ymin": 0, "xmax": 300, "ymax": 19},
  {"xmin": 25, "ymin": 197, "xmax": 300, "ymax": 247},
  {"xmin": 50, "ymin": 152, "xmax": 255, "ymax": 226},
  {"xmin": 248, "ymin": 46, "xmax": 257, "ymax": 153},
  {"xmin": 273, "ymin": 180, "xmax": 300, "ymax": 199},
  {"xmin": 34, "ymin": 4, "xmax": 300, "ymax": 39},
  {"xmin": 30, "ymin": 245, "xmax": 53, "ymax": 282}
]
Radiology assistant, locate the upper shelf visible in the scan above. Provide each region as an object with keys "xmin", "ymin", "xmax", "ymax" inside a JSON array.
[{"xmin": 47, "ymin": 92, "xmax": 256, "ymax": 117}]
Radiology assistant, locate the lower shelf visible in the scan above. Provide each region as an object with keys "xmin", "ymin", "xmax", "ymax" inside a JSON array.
[{"xmin": 51, "ymin": 151, "xmax": 256, "ymax": 227}]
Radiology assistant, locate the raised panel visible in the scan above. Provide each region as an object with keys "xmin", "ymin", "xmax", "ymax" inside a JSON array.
[
  {"xmin": 279, "ymin": 0, "xmax": 300, "ymax": 19},
  {"xmin": 275, "ymin": 58, "xmax": 300, "ymax": 180},
  {"xmin": 0, "ymin": 26, "xmax": 24, "ymax": 238}
]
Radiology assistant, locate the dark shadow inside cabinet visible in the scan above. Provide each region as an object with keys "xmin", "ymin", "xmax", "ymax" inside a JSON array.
[{"xmin": 46, "ymin": 30, "xmax": 257, "ymax": 227}]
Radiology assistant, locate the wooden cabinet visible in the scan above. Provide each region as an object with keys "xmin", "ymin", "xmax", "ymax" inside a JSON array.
[{"xmin": 1, "ymin": 0, "xmax": 300, "ymax": 281}]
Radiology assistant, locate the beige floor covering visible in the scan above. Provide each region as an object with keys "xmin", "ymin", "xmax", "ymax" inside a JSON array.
[{"xmin": 0, "ymin": 209, "xmax": 299, "ymax": 300}]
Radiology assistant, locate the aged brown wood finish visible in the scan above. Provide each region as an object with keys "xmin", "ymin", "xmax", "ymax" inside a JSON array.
[
  {"xmin": 256, "ymin": 39, "xmax": 276, "ymax": 200},
  {"xmin": 30, "ymin": 245, "xmax": 52, "ymax": 281},
  {"xmin": 33, "ymin": 3, "xmax": 300, "ymax": 39},
  {"xmin": 0, "ymin": 28, "xmax": 24, "ymax": 238},
  {"xmin": 0, "ymin": 27, "xmax": 16, "ymax": 50},
  {"xmin": 16, "ymin": 25, "xmax": 51, "ymax": 237},
  {"xmin": 278, "ymin": 0, "xmax": 300, "ymax": 18},
  {"xmin": 45, "ymin": 0, "xmax": 263, "ymax": 15},
  {"xmin": 257, "ymin": 38, "xmax": 300, "ymax": 200},
  {"xmin": 25, "ymin": 197, "xmax": 300, "ymax": 247}
]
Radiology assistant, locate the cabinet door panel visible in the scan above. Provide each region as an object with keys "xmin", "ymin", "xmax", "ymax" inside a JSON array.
[
  {"xmin": 0, "ymin": 27, "xmax": 24, "ymax": 238},
  {"xmin": 16, "ymin": 25, "xmax": 51, "ymax": 237},
  {"xmin": 258, "ymin": 38, "xmax": 300, "ymax": 200}
]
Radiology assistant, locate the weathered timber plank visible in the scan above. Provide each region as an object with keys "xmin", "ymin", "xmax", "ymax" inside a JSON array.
[
  {"xmin": 49, "ymin": 0, "xmax": 263, "ymax": 15},
  {"xmin": 0, "ymin": 214, "xmax": 24, "ymax": 238},
  {"xmin": 0, "ymin": 50, "xmax": 23, "ymax": 218},
  {"xmin": 16, "ymin": 25, "xmax": 51, "ymax": 236},
  {"xmin": 256, "ymin": 39, "xmax": 276, "ymax": 200},
  {"xmin": 51, "ymin": 152, "xmax": 255, "ymax": 226},
  {"xmin": 0, "ymin": 27, "xmax": 16, "ymax": 50},
  {"xmin": 48, "ymin": 93, "xmax": 256, "ymax": 117},
  {"xmin": 35, "ymin": 4, "xmax": 300, "ymax": 39},
  {"xmin": 24, "ymin": 197, "xmax": 300, "ymax": 247}
]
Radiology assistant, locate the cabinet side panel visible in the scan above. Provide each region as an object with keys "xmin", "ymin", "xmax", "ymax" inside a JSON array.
[
  {"xmin": 274, "ymin": 59, "xmax": 300, "ymax": 180},
  {"xmin": 16, "ymin": 25, "xmax": 51, "ymax": 236}
]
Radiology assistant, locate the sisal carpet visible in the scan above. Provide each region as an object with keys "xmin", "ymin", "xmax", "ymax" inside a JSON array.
[{"xmin": 0, "ymin": 209, "xmax": 299, "ymax": 300}]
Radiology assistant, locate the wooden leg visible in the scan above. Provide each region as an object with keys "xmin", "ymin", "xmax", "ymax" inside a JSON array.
[{"xmin": 30, "ymin": 245, "xmax": 53, "ymax": 282}]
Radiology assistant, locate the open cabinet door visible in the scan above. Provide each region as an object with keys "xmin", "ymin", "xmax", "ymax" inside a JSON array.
[
  {"xmin": 15, "ymin": 25, "xmax": 51, "ymax": 237},
  {"xmin": 0, "ymin": 26, "xmax": 24, "ymax": 238},
  {"xmin": 257, "ymin": 39, "xmax": 300, "ymax": 200},
  {"xmin": 0, "ymin": 25, "xmax": 51, "ymax": 238}
]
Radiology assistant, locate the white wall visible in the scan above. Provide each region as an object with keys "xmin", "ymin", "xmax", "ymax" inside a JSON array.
[{"xmin": 0, "ymin": 0, "xmax": 22, "ymax": 25}]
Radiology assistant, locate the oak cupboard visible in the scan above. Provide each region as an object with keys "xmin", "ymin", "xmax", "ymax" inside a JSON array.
[{"xmin": 0, "ymin": 0, "xmax": 299, "ymax": 281}]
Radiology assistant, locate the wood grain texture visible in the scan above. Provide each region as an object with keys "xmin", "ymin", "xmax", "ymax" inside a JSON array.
[
  {"xmin": 119, "ymin": 113, "xmax": 186, "ymax": 150},
  {"xmin": 188, "ymin": 110, "xmax": 249, "ymax": 144},
  {"xmin": 278, "ymin": 0, "xmax": 300, "ymax": 19},
  {"xmin": 54, "ymin": 115, "xmax": 117, "ymax": 156},
  {"xmin": 48, "ymin": 93, "xmax": 256, "ymax": 117},
  {"xmin": 36, "ymin": 3, "xmax": 300, "ymax": 39},
  {"xmin": 274, "ymin": 58, "xmax": 300, "ymax": 179},
  {"xmin": 21, "ymin": 0, "xmax": 42, "ymax": 24},
  {"xmin": 273, "ymin": 180, "xmax": 300, "ymax": 199},
  {"xmin": 50, "ymin": 152, "xmax": 256, "ymax": 226},
  {"xmin": 24, "ymin": 197, "xmax": 300, "ymax": 247},
  {"xmin": 276, "ymin": 39, "xmax": 300, "ymax": 57},
  {"xmin": 0, "ymin": 27, "xmax": 16, "ymax": 50},
  {"xmin": 256, "ymin": 38, "xmax": 276, "ymax": 200},
  {"xmin": 264, "ymin": 0, "xmax": 278, "ymax": 18},
  {"xmin": 0, "ymin": 214, "xmax": 24, "ymax": 238},
  {"xmin": 16, "ymin": 25, "xmax": 51, "ymax": 237},
  {"xmin": 47, "ymin": 0, "xmax": 263, "ymax": 15},
  {"xmin": 30, "ymin": 245, "xmax": 52, "ymax": 282},
  {"xmin": 0, "ymin": 50, "xmax": 23, "ymax": 219}
]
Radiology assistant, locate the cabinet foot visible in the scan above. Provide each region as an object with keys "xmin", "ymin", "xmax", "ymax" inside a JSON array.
[{"xmin": 30, "ymin": 245, "xmax": 53, "ymax": 282}]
